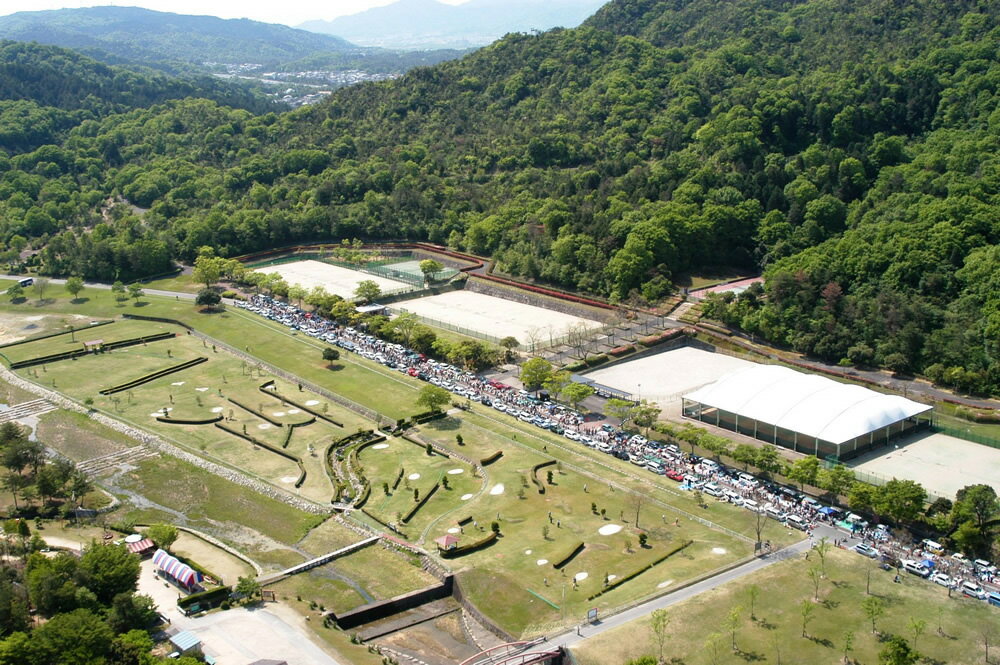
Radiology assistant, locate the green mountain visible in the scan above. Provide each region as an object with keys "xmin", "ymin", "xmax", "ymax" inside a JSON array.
[
  {"xmin": 0, "ymin": 40, "xmax": 274, "ymax": 151},
  {"xmin": 1, "ymin": 0, "xmax": 998, "ymax": 393},
  {"xmin": 0, "ymin": 6, "xmax": 467, "ymax": 76}
]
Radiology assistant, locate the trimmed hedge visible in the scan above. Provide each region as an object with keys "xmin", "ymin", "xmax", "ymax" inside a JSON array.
[
  {"xmin": 562, "ymin": 360, "xmax": 586, "ymax": 372},
  {"xmin": 99, "ymin": 357, "xmax": 208, "ymax": 394},
  {"xmin": 439, "ymin": 531, "xmax": 498, "ymax": 558},
  {"xmin": 552, "ymin": 542, "xmax": 585, "ymax": 570},
  {"xmin": 259, "ymin": 382, "xmax": 343, "ymax": 428},
  {"xmin": 361, "ymin": 508, "xmax": 406, "ymax": 538},
  {"xmin": 639, "ymin": 328, "xmax": 685, "ymax": 347},
  {"xmin": 392, "ymin": 467, "xmax": 405, "ymax": 490},
  {"xmin": 227, "ymin": 397, "xmax": 283, "ymax": 426},
  {"xmin": 587, "ymin": 540, "xmax": 693, "ymax": 600},
  {"xmin": 353, "ymin": 482, "xmax": 371, "ymax": 509},
  {"xmin": 281, "ymin": 425, "xmax": 294, "ymax": 449},
  {"xmin": 531, "ymin": 460, "xmax": 557, "ymax": 494},
  {"xmin": 400, "ymin": 482, "xmax": 440, "ymax": 524},
  {"xmin": 177, "ymin": 585, "xmax": 231, "ymax": 609},
  {"xmin": 10, "ymin": 348, "xmax": 89, "ymax": 369},
  {"xmin": 122, "ymin": 313, "xmax": 194, "ymax": 332},
  {"xmin": 102, "ymin": 331, "xmax": 176, "ymax": 351},
  {"xmin": 214, "ymin": 423, "xmax": 306, "ymax": 488},
  {"xmin": 412, "ymin": 410, "xmax": 447, "ymax": 425},
  {"xmin": 155, "ymin": 414, "xmax": 224, "ymax": 425},
  {"xmin": 479, "ymin": 451, "xmax": 503, "ymax": 466},
  {"xmin": 584, "ymin": 353, "xmax": 610, "ymax": 368},
  {"xmin": 608, "ymin": 344, "xmax": 636, "ymax": 357}
]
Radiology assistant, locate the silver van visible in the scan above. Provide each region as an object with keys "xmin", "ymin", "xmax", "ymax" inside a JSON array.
[
  {"xmin": 786, "ymin": 515, "xmax": 808, "ymax": 531},
  {"xmin": 902, "ymin": 560, "xmax": 930, "ymax": 578}
]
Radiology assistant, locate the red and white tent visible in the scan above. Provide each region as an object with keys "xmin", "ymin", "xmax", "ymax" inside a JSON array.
[{"xmin": 152, "ymin": 549, "xmax": 201, "ymax": 587}]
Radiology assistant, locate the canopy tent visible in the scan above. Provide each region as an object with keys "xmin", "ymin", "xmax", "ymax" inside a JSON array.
[
  {"xmin": 683, "ymin": 365, "xmax": 932, "ymax": 460},
  {"xmin": 152, "ymin": 549, "xmax": 201, "ymax": 587},
  {"xmin": 125, "ymin": 537, "xmax": 155, "ymax": 556}
]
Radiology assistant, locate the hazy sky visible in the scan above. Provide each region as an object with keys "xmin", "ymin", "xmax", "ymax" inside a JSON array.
[{"xmin": 0, "ymin": 1, "xmax": 474, "ymax": 26}]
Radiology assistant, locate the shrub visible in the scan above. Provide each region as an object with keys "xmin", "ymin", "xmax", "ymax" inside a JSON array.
[
  {"xmin": 584, "ymin": 353, "xmax": 609, "ymax": 367},
  {"xmin": 608, "ymin": 344, "xmax": 635, "ymax": 357}
]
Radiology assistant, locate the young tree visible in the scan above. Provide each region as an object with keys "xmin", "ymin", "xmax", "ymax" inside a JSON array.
[
  {"xmin": 353, "ymin": 280, "xmax": 382, "ymax": 303},
  {"xmin": 649, "ymin": 608, "xmax": 670, "ymax": 664},
  {"xmin": 787, "ymin": 456, "xmax": 820, "ymax": 490},
  {"xmin": 393, "ymin": 312, "xmax": 419, "ymax": 347},
  {"xmin": 235, "ymin": 576, "xmax": 261, "ymax": 602},
  {"xmin": 724, "ymin": 605, "xmax": 743, "ymax": 650},
  {"xmin": 800, "ymin": 599, "xmax": 815, "ymax": 637},
  {"xmin": 520, "ymin": 357, "xmax": 553, "ymax": 391},
  {"xmin": 877, "ymin": 635, "xmax": 919, "ymax": 665},
  {"xmin": 808, "ymin": 565, "xmax": 822, "ymax": 601},
  {"xmin": 632, "ymin": 400, "xmax": 662, "ymax": 434},
  {"xmin": 821, "ymin": 464, "xmax": 856, "ymax": 497},
  {"xmin": 732, "ymin": 444, "xmax": 758, "ymax": 471},
  {"xmin": 543, "ymin": 370, "xmax": 572, "ymax": 402},
  {"xmin": 65, "ymin": 276, "xmax": 84, "ymax": 301},
  {"xmin": 33, "ymin": 277, "xmax": 50, "ymax": 301},
  {"xmin": 419, "ymin": 259, "xmax": 444, "ymax": 282},
  {"xmin": 416, "ymin": 385, "xmax": 451, "ymax": 412},
  {"xmin": 908, "ymin": 617, "xmax": 926, "ymax": 652},
  {"xmin": 127, "ymin": 283, "xmax": 144, "ymax": 303},
  {"xmin": 814, "ymin": 537, "xmax": 831, "ymax": 577},
  {"xmin": 841, "ymin": 630, "xmax": 855, "ymax": 664},
  {"xmin": 193, "ymin": 254, "xmax": 224, "ymax": 288},
  {"xmin": 146, "ymin": 524, "xmax": 178, "ymax": 550},
  {"xmin": 499, "ymin": 336, "xmax": 520, "ymax": 361},
  {"xmin": 754, "ymin": 444, "xmax": 782, "ymax": 475},
  {"xmin": 746, "ymin": 584, "xmax": 760, "ymax": 621},
  {"xmin": 862, "ymin": 596, "xmax": 886, "ymax": 634},
  {"xmin": 605, "ymin": 398, "xmax": 636, "ymax": 427},
  {"xmin": 564, "ymin": 383, "xmax": 595, "ymax": 411},
  {"xmin": 287, "ymin": 284, "xmax": 307, "ymax": 307},
  {"xmin": 5, "ymin": 283, "xmax": 23, "ymax": 301}
]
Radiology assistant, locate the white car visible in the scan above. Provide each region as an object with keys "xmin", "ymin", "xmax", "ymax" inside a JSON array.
[{"xmin": 930, "ymin": 572, "xmax": 954, "ymax": 587}]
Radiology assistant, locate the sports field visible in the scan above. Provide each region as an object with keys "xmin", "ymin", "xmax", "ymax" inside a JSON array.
[
  {"xmin": 391, "ymin": 290, "xmax": 602, "ymax": 345},
  {"xmin": 254, "ymin": 260, "xmax": 410, "ymax": 299},
  {"xmin": 583, "ymin": 346, "xmax": 757, "ymax": 413},
  {"xmin": 848, "ymin": 430, "xmax": 1000, "ymax": 498}
]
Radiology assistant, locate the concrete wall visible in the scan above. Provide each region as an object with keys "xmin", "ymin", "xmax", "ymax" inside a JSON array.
[{"xmin": 331, "ymin": 575, "xmax": 454, "ymax": 630}]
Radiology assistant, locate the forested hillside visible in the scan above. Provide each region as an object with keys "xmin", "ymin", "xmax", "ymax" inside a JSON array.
[
  {"xmin": 0, "ymin": 41, "xmax": 275, "ymax": 151},
  {"xmin": 0, "ymin": 0, "xmax": 998, "ymax": 392}
]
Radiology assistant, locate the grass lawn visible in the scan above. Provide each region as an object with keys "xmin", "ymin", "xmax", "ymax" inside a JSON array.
[
  {"xmin": 408, "ymin": 416, "xmax": 752, "ymax": 638},
  {"xmin": 35, "ymin": 408, "xmax": 138, "ymax": 461},
  {"xmin": 112, "ymin": 455, "xmax": 323, "ymax": 546},
  {"xmin": 574, "ymin": 547, "xmax": 998, "ymax": 665},
  {"xmin": 139, "ymin": 273, "xmax": 201, "ymax": 294},
  {"xmin": 297, "ymin": 518, "xmax": 370, "ymax": 556}
]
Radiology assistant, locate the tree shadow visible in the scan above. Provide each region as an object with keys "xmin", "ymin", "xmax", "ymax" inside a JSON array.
[
  {"xmin": 431, "ymin": 418, "xmax": 460, "ymax": 431},
  {"xmin": 9, "ymin": 296, "xmax": 26, "ymax": 305},
  {"xmin": 33, "ymin": 298, "xmax": 55, "ymax": 307},
  {"xmin": 735, "ymin": 648, "xmax": 766, "ymax": 662},
  {"xmin": 133, "ymin": 301, "xmax": 149, "ymax": 307},
  {"xmin": 70, "ymin": 297, "xmax": 89, "ymax": 304},
  {"xmin": 806, "ymin": 635, "xmax": 834, "ymax": 648},
  {"xmin": 820, "ymin": 599, "xmax": 840, "ymax": 610},
  {"xmin": 755, "ymin": 618, "xmax": 777, "ymax": 630}
]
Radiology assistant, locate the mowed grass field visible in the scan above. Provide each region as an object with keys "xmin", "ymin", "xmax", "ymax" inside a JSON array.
[
  {"xmin": 573, "ymin": 547, "xmax": 999, "ymax": 665},
  {"xmin": 381, "ymin": 415, "xmax": 757, "ymax": 637},
  {"xmin": 9, "ymin": 319, "xmax": 368, "ymax": 503}
]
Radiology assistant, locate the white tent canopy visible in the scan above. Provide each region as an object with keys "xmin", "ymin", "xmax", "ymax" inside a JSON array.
[{"xmin": 684, "ymin": 365, "xmax": 931, "ymax": 445}]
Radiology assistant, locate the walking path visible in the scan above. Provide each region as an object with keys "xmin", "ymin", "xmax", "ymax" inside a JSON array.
[{"xmin": 537, "ymin": 539, "xmax": 812, "ymax": 653}]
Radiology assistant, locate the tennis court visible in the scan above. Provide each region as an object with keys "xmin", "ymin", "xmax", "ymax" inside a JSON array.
[
  {"xmin": 254, "ymin": 260, "xmax": 411, "ymax": 299},
  {"xmin": 583, "ymin": 346, "xmax": 758, "ymax": 414},
  {"xmin": 391, "ymin": 290, "xmax": 603, "ymax": 346}
]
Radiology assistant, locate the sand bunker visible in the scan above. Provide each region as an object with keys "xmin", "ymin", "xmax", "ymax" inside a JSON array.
[
  {"xmin": 536, "ymin": 559, "xmax": 549, "ymax": 566},
  {"xmin": 305, "ymin": 400, "xmax": 320, "ymax": 406},
  {"xmin": 574, "ymin": 572, "xmax": 589, "ymax": 581},
  {"xmin": 489, "ymin": 483, "xmax": 505, "ymax": 495},
  {"xmin": 408, "ymin": 473, "xmax": 421, "ymax": 480},
  {"xmin": 170, "ymin": 381, "xmax": 185, "ymax": 386},
  {"xmin": 287, "ymin": 408, "xmax": 300, "ymax": 414},
  {"xmin": 258, "ymin": 423, "xmax": 272, "ymax": 430},
  {"xmin": 447, "ymin": 468, "xmax": 464, "ymax": 475},
  {"xmin": 372, "ymin": 443, "xmax": 389, "ymax": 450},
  {"xmin": 524, "ymin": 549, "xmax": 532, "ymax": 555},
  {"xmin": 598, "ymin": 524, "xmax": 623, "ymax": 536},
  {"xmin": 210, "ymin": 407, "xmax": 224, "ymax": 413},
  {"xmin": 712, "ymin": 547, "xmax": 727, "ymax": 554},
  {"xmin": 273, "ymin": 411, "xmax": 286, "ymax": 417},
  {"xmin": 195, "ymin": 387, "xmax": 209, "ymax": 392},
  {"xmin": 608, "ymin": 575, "xmax": 617, "ymax": 582},
  {"xmin": 280, "ymin": 476, "xmax": 297, "ymax": 483},
  {"xmin": 461, "ymin": 494, "xmax": 474, "ymax": 500},
  {"xmin": 657, "ymin": 579, "xmax": 675, "ymax": 589},
  {"xmin": 447, "ymin": 527, "xmax": 460, "ymax": 534}
]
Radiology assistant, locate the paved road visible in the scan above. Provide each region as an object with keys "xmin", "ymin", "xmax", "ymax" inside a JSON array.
[
  {"xmin": 0, "ymin": 274, "xmax": 197, "ymax": 301},
  {"xmin": 537, "ymin": 538, "xmax": 813, "ymax": 653}
]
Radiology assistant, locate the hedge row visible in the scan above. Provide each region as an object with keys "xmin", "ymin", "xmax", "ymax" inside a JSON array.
[
  {"xmin": 227, "ymin": 397, "xmax": 283, "ymax": 426},
  {"xmin": 155, "ymin": 414, "xmax": 224, "ymax": 425},
  {"xmin": 258, "ymin": 381, "xmax": 344, "ymax": 428},
  {"xmin": 10, "ymin": 348, "xmax": 89, "ymax": 369},
  {"xmin": 281, "ymin": 425, "xmax": 294, "ymax": 449},
  {"xmin": 100, "ymin": 357, "xmax": 207, "ymax": 395},
  {"xmin": 608, "ymin": 344, "xmax": 636, "ymax": 357},
  {"xmin": 639, "ymin": 328, "xmax": 685, "ymax": 347},
  {"xmin": 412, "ymin": 410, "xmax": 447, "ymax": 425},
  {"xmin": 102, "ymin": 331, "xmax": 176, "ymax": 351},
  {"xmin": 353, "ymin": 482, "xmax": 371, "ymax": 509},
  {"xmin": 586, "ymin": 540, "xmax": 693, "ymax": 600},
  {"xmin": 122, "ymin": 313, "xmax": 195, "ymax": 332},
  {"xmin": 584, "ymin": 353, "xmax": 609, "ymax": 368},
  {"xmin": 480, "ymin": 451, "xmax": 503, "ymax": 466},
  {"xmin": 401, "ymin": 434, "xmax": 448, "ymax": 457},
  {"xmin": 361, "ymin": 508, "xmax": 406, "ymax": 538},
  {"xmin": 392, "ymin": 467, "xmax": 405, "ymax": 490},
  {"xmin": 439, "ymin": 531, "xmax": 498, "ymax": 558},
  {"xmin": 400, "ymin": 482, "xmax": 440, "ymax": 524},
  {"xmin": 177, "ymin": 585, "xmax": 231, "ymax": 609},
  {"xmin": 955, "ymin": 406, "xmax": 1000, "ymax": 424},
  {"xmin": 214, "ymin": 423, "xmax": 306, "ymax": 488},
  {"xmin": 0, "ymin": 319, "xmax": 113, "ymax": 349},
  {"xmin": 531, "ymin": 460, "xmax": 557, "ymax": 494},
  {"xmin": 562, "ymin": 360, "xmax": 586, "ymax": 372},
  {"xmin": 552, "ymin": 542, "xmax": 586, "ymax": 570}
]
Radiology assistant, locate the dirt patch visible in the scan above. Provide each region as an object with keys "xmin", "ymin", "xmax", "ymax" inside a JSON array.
[{"xmin": 376, "ymin": 611, "xmax": 481, "ymax": 665}]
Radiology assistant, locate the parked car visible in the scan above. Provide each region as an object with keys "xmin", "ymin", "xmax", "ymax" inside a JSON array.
[
  {"xmin": 854, "ymin": 543, "xmax": 879, "ymax": 559},
  {"xmin": 930, "ymin": 571, "xmax": 954, "ymax": 587},
  {"xmin": 665, "ymin": 470, "xmax": 685, "ymax": 482},
  {"xmin": 961, "ymin": 581, "xmax": 988, "ymax": 600},
  {"xmin": 902, "ymin": 560, "xmax": 931, "ymax": 578}
]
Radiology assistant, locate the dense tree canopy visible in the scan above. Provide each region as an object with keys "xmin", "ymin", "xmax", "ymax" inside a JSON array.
[{"xmin": 0, "ymin": 0, "xmax": 997, "ymax": 389}]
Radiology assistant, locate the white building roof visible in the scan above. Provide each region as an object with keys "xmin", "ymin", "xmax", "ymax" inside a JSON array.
[{"xmin": 684, "ymin": 365, "xmax": 932, "ymax": 445}]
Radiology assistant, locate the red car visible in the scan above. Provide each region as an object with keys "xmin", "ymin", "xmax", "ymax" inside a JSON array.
[{"xmin": 665, "ymin": 470, "xmax": 685, "ymax": 482}]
